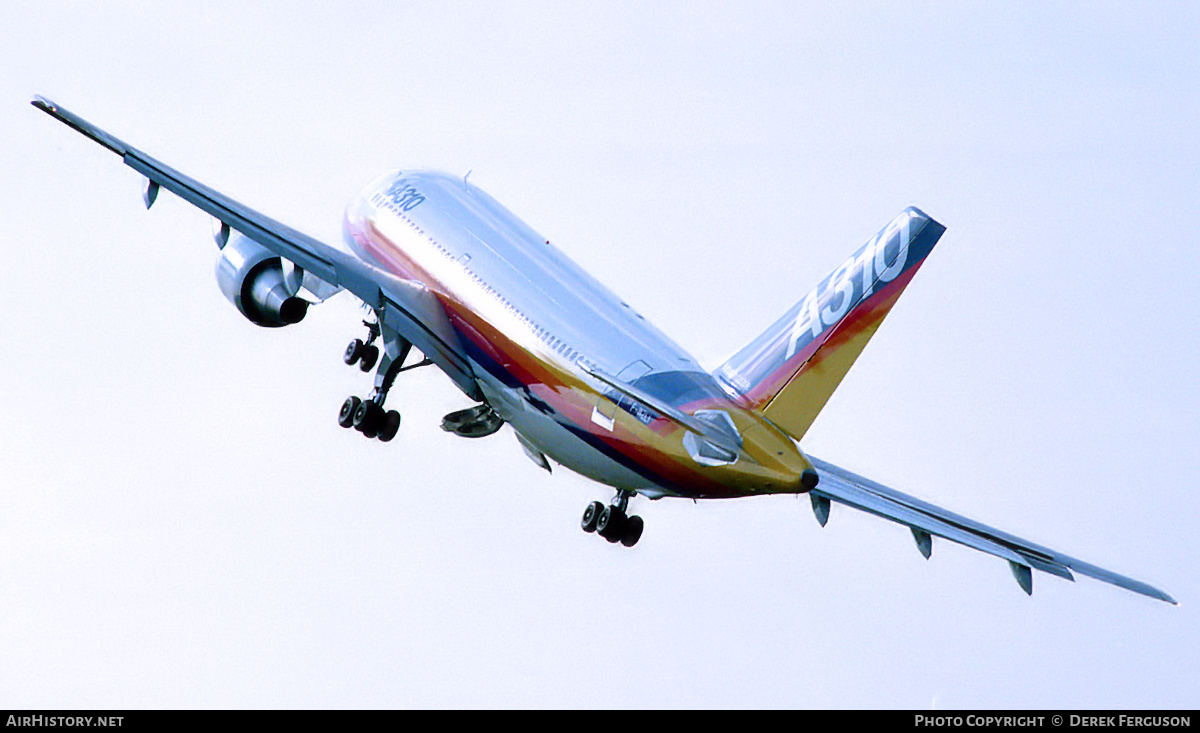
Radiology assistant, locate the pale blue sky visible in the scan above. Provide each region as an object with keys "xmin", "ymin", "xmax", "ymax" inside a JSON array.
[{"xmin": 2, "ymin": 2, "xmax": 1196, "ymax": 708}]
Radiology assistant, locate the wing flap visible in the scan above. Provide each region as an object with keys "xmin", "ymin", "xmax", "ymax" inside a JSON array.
[
  {"xmin": 811, "ymin": 466, "xmax": 1031, "ymax": 567},
  {"xmin": 809, "ymin": 455, "xmax": 1176, "ymax": 604}
]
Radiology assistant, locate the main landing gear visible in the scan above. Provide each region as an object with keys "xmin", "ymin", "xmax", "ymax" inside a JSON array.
[
  {"xmin": 581, "ymin": 490, "xmax": 644, "ymax": 547},
  {"xmin": 338, "ymin": 319, "xmax": 430, "ymax": 443},
  {"xmin": 338, "ymin": 316, "xmax": 504, "ymax": 443},
  {"xmin": 343, "ymin": 319, "xmax": 380, "ymax": 372},
  {"xmin": 338, "ymin": 395, "xmax": 401, "ymax": 441}
]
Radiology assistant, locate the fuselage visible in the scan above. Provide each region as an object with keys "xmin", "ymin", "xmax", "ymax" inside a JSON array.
[{"xmin": 343, "ymin": 170, "xmax": 810, "ymax": 499}]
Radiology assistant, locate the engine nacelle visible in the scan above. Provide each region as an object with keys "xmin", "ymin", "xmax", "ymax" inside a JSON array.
[{"xmin": 215, "ymin": 233, "xmax": 308, "ymax": 327}]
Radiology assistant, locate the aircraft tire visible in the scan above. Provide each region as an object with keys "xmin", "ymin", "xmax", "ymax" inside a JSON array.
[
  {"xmin": 596, "ymin": 505, "xmax": 626, "ymax": 543},
  {"xmin": 338, "ymin": 396, "xmax": 361, "ymax": 428},
  {"xmin": 581, "ymin": 501, "xmax": 604, "ymax": 533},
  {"xmin": 377, "ymin": 410, "xmax": 401, "ymax": 442},
  {"xmin": 620, "ymin": 515, "xmax": 644, "ymax": 547},
  {"xmin": 353, "ymin": 400, "xmax": 384, "ymax": 438},
  {"xmin": 344, "ymin": 339, "xmax": 364, "ymax": 365},
  {"xmin": 359, "ymin": 345, "xmax": 379, "ymax": 372}
]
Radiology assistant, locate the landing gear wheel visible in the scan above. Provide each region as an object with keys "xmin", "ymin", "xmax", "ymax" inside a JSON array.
[
  {"xmin": 338, "ymin": 396, "xmax": 361, "ymax": 428},
  {"xmin": 377, "ymin": 410, "xmax": 402, "ymax": 442},
  {"xmin": 353, "ymin": 400, "xmax": 385, "ymax": 438},
  {"xmin": 359, "ymin": 345, "xmax": 379, "ymax": 372},
  {"xmin": 596, "ymin": 505, "xmax": 626, "ymax": 543},
  {"xmin": 581, "ymin": 501, "xmax": 605, "ymax": 533},
  {"xmin": 344, "ymin": 339, "xmax": 365, "ymax": 365},
  {"xmin": 620, "ymin": 515, "xmax": 644, "ymax": 547}
]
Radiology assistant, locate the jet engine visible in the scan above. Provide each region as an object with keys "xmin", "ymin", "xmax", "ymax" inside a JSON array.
[{"xmin": 214, "ymin": 231, "xmax": 308, "ymax": 327}]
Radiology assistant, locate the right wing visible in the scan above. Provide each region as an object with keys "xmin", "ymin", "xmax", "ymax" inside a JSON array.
[
  {"xmin": 32, "ymin": 96, "xmax": 479, "ymax": 399},
  {"xmin": 808, "ymin": 455, "xmax": 1177, "ymax": 604}
]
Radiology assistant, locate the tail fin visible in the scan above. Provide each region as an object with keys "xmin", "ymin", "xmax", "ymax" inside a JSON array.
[{"xmin": 714, "ymin": 207, "xmax": 945, "ymax": 441}]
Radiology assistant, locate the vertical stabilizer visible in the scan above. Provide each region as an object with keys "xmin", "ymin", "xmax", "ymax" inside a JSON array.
[{"xmin": 714, "ymin": 208, "xmax": 945, "ymax": 441}]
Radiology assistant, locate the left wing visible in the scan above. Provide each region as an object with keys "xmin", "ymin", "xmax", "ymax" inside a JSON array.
[
  {"xmin": 808, "ymin": 455, "xmax": 1176, "ymax": 603},
  {"xmin": 32, "ymin": 96, "xmax": 479, "ymax": 399}
]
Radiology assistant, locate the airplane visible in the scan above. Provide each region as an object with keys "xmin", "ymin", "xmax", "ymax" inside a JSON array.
[{"xmin": 32, "ymin": 95, "xmax": 1176, "ymax": 605}]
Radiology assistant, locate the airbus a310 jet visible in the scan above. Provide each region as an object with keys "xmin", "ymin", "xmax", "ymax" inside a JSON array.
[{"xmin": 33, "ymin": 96, "xmax": 1175, "ymax": 604}]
